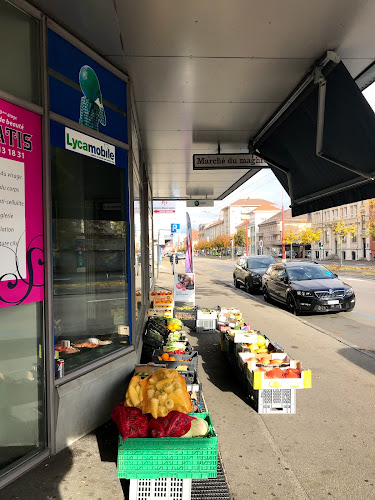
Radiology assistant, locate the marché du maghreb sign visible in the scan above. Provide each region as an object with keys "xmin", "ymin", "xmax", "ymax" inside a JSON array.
[
  {"xmin": 65, "ymin": 127, "xmax": 116, "ymax": 165},
  {"xmin": 193, "ymin": 153, "xmax": 267, "ymax": 170}
]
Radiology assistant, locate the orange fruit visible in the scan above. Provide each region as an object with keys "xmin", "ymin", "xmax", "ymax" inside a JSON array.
[
  {"xmin": 161, "ymin": 353, "xmax": 170, "ymax": 361},
  {"xmin": 168, "ymin": 356, "xmax": 175, "ymax": 361}
]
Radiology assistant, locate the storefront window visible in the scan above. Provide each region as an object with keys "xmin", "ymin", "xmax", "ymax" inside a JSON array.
[
  {"xmin": 134, "ymin": 171, "xmax": 142, "ymax": 319},
  {"xmin": 0, "ymin": 302, "xmax": 46, "ymax": 476},
  {"xmin": 0, "ymin": 0, "xmax": 40, "ymax": 104},
  {"xmin": 51, "ymin": 146, "xmax": 130, "ymax": 375}
]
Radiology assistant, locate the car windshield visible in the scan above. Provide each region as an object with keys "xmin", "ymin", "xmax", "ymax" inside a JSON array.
[
  {"xmin": 287, "ymin": 265, "xmax": 335, "ymax": 281},
  {"xmin": 247, "ymin": 257, "xmax": 275, "ymax": 269}
]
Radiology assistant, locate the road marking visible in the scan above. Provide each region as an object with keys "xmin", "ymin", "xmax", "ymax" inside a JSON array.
[
  {"xmin": 351, "ymin": 311, "xmax": 375, "ymax": 320},
  {"xmin": 343, "ymin": 278, "xmax": 368, "ymax": 282}
]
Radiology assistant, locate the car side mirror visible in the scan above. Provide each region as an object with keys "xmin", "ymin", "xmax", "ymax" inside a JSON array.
[{"xmin": 333, "ymin": 273, "xmax": 338, "ymax": 278}]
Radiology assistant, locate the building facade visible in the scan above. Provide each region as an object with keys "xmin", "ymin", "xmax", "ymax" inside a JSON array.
[
  {"xmin": 258, "ymin": 209, "xmax": 311, "ymax": 256},
  {"xmin": 310, "ymin": 201, "xmax": 373, "ymax": 260},
  {"xmin": 221, "ymin": 198, "xmax": 276, "ymax": 236},
  {"xmin": 236, "ymin": 204, "xmax": 280, "ymax": 255}
]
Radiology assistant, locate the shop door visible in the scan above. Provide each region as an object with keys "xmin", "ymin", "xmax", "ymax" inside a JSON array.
[
  {"xmin": 363, "ymin": 238, "xmax": 366, "ymax": 258},
  {"xmin": 0, "ymin": 98, "xmax": 46, "ymax": 477}
]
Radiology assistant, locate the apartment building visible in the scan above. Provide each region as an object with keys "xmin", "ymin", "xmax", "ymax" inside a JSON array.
[
  {"xmin": 221, "ymin": 199, "xmax": 277, "ymax": 236},
  {"xmin": 258, "ymin": 209, "xmax": 311, "ymax": 256},
  {"xmin": 311, "ymin": 201, "xmax": 373, "ymax": 260},
  {"xmin": 205, "ymin": 219, "xmax": 223, "ymax": 240},
  {"xmin": 236, "ymin": 204, "xmax": 280, "ymax": 254}
]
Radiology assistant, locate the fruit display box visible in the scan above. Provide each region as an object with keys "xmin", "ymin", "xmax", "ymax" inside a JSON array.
[
  {"xmin": 195, "ymin": 318, "xmax": 217, "ymax": 333},
  {"xmin": 117, "ymin": 412, "xmax": 218, "ymax": 479},
  {"xmin": 161, "ymin": 343, "xmax": 193, "ymax": 354},
  {"xmin": 233, "ymin": 331, "xmax": 261, "ymax": 344},
  {"xmin": 134, "ymin": 363, "xmax": 166, "ymax": 378},
  {"xmin": 248, "ymin": 384, "xmax": 297, "ymax": 414},
  {"xmin": 196, "ymin": 310, "xmax": 217, "ymax": 321},
  {"xmin": 147, "ymin": 308, "xmax": 173, "ymax": 318},
  {"xmin": 246, "ymin": 359, "xmax": 312, "ymax": 390},
  {"xmin": 152, "ymin": 350, "xmax": 199, "ymax": 371}
]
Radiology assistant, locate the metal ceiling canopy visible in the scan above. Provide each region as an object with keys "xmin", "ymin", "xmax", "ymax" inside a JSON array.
[{"xmin": 30, "ymin": 0, "xmax": 375, "ymax": 203}]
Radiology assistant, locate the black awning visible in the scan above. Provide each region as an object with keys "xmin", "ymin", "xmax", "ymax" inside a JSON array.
[{"xmin": 256, "ymin": 61, "xmax": 375, "ymax": 216}]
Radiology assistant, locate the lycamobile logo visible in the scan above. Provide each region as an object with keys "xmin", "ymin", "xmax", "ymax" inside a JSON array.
[{"xmin": 65, "ymin": 127, "xmax": 115, "ymax": 165}]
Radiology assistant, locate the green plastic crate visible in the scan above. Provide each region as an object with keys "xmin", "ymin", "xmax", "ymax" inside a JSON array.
[{"xmin": 117, "ymin": 412, "xmax": 218, "ymax": 479}]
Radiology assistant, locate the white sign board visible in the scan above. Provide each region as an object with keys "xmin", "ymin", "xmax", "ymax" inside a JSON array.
[
  {"xmin": 153, "ymin": 201, "xmax": 176, "ymax": 213},
  {"xmin": 186, "ymin": 200, "xmax": 215, "ymax": 207},
  {"xmin": 174, "ymin": 272, "xmax": 195, "ymax": 304},
  {"xmin": 193, "ymin": 154, "xmax": 268, "ymax": 170},
  {"xmin": 65, "ymin": 127, "xmax": 116, "ymax": 164}
]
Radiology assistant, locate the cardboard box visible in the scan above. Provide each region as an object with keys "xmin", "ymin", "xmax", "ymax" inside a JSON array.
[
  {"xmin": 246, "ymin": 359, "xmax": 312, "ymax": 390},
  {"xmin": 196, "ymin": 310, "xmax": 217, "ymax": 320},
  {"xmin": 233, "ymin": 331, "xmax": 261, "ymax": 344},
  {"xmin": 238, "ymin": 352, "xmax": 254, "ymax": 370}
]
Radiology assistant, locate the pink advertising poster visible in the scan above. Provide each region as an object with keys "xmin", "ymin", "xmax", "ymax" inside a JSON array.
[{"xmin": 0, "ymin": 98, "xmax": 43, "ymax": 307}]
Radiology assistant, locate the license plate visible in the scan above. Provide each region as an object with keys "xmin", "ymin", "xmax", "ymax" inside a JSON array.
[{"xmin": 327, "ymin": 300, "xmax": 339, "ymax": 305}]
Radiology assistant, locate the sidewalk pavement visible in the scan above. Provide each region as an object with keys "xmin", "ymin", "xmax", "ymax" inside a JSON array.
[{"xmin": 2, "ymin": 260, "xmax": 375, "ymax": 499}]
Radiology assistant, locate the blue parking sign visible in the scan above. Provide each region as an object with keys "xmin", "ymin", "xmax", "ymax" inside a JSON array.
[{"xmin": 171, "ymin": 223, "xmax": 180, "ymax": 233}]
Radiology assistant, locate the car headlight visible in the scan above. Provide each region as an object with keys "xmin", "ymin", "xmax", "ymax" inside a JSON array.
[
  {"xmin": 344, "ymin": 288, "xmax": 354, "ymax": 297},
  {"xmin": 296, "ymin": 290, "xmax": 313, "ymax": 297}
]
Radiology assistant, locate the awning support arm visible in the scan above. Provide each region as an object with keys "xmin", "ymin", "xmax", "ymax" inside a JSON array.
[
  {"xmin": 255, "ymin": 152, "xmax": 295, "ymax": 207},
  {"xmin": 315, "ymin": 67, "xmax": 375, "ymax": 181}
]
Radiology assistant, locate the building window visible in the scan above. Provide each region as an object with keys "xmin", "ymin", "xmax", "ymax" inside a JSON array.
[
  {"xmin": 0, "ymin": 1, "xmax": 40, "ymax": 104},
  {"xmin": 51, "ymin": 146, "xmax": 130, "ymax": 375},
  {"xmin": 362, "ymin": 215, "xmax": 366, "ymax": 230},
  {"xmin": 353, "ymin": 234, "xmax": 357, "ymax": 243}
]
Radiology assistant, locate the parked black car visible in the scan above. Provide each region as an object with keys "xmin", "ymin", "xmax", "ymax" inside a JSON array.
[
  {"xmin": 262, "ymin": 262, "xmax": 355, "ymax": 315},
  {"xmin": 233, "ymin": 256, "xmax": 277, "ymax": 293}
]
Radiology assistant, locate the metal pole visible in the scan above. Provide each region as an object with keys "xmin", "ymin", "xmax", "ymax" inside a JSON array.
[
  {"xmin": 246, "ymin": 221, "xmax": 249, "ymax": 256},
  {"xmin": 157, "ymin": 229, "xmax": 160, "ymax": 280}
]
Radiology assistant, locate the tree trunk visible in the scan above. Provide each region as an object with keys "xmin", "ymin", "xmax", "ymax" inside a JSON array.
[{"xmin": 340, "ymin": 239, "xmax": 343, "ymax": 267}]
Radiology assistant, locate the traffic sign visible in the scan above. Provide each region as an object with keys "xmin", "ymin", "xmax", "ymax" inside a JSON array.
[{"xmin": 171, "ymin": 223, "xmax": 180, "ymax": 233}]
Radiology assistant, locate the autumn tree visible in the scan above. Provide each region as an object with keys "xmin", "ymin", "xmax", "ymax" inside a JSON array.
[
  {"xmin": 234, "ymin": 228, "xmax": 246, "ymax": 248},
  {"xmin": 333, "ymin": 221, "xmax": 357, "ymax": 267},
  {"xmin": 283, "ymin": 229, "xmax": 300, "ymax": 260},
  {"xmin": 299, "ymin": 227, "xmax": 322, "ymax": 259}
]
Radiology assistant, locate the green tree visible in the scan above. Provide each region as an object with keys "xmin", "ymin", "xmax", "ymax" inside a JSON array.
[
  {"xmin": 234, "ymin": 228, "xmax": 246, "ymax": 248},
  {"xmin": 333, "ymin": 222, "xmax": 357, "ymax": 267}
]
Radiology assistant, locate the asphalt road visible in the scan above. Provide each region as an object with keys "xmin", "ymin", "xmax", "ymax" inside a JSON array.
[{"xmin": 192, "ymin": 256, "xmax": 375, "ymax": 354}]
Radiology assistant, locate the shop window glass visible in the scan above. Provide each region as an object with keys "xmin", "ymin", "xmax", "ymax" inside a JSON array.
[
  {"xmin": 0, "ymin": 302, "xmax": 46, "ymax": 476},
  {"xmin": 134, "ymin": 171, "xmax": 142, "ymax": 319},
  {"xmin": 51, "ymin": 147, "xmax": 130, "ymax": 376},
  {"xmin": 0, "ymin": 1, "xmax": 40, "ymax": 104}
]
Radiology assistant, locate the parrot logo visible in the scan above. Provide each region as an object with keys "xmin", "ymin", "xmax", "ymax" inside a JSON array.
[{"xmin": 79, "ymin": 65, "xmax": 106, "ymax": 131}]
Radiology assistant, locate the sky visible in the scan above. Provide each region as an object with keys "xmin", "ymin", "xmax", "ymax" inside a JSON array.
[{"xmin": 153, "ymin": 169, "xmax": 290, "ymax": 237}]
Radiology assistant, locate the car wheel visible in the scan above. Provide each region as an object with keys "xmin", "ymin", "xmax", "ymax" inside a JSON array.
[
  {"xmin": 287, "ymin": 295, "xmax": 300, "ymax": 316},
  {"xmin": 263, "ymin": 286, "xmax": 270, "ymax": 303},
  {"xmin": 234, "ymin": 277, "xmax": 240, "ymax": 289},
  {"xmin": 246, "ymin": 279, "xmax": 253, "ymax": 294}
]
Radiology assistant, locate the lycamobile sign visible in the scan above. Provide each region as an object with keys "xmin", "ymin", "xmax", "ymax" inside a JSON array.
[{"xmin": 65, "ymin": 127, "xmax": 115, "ymax": 165}]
